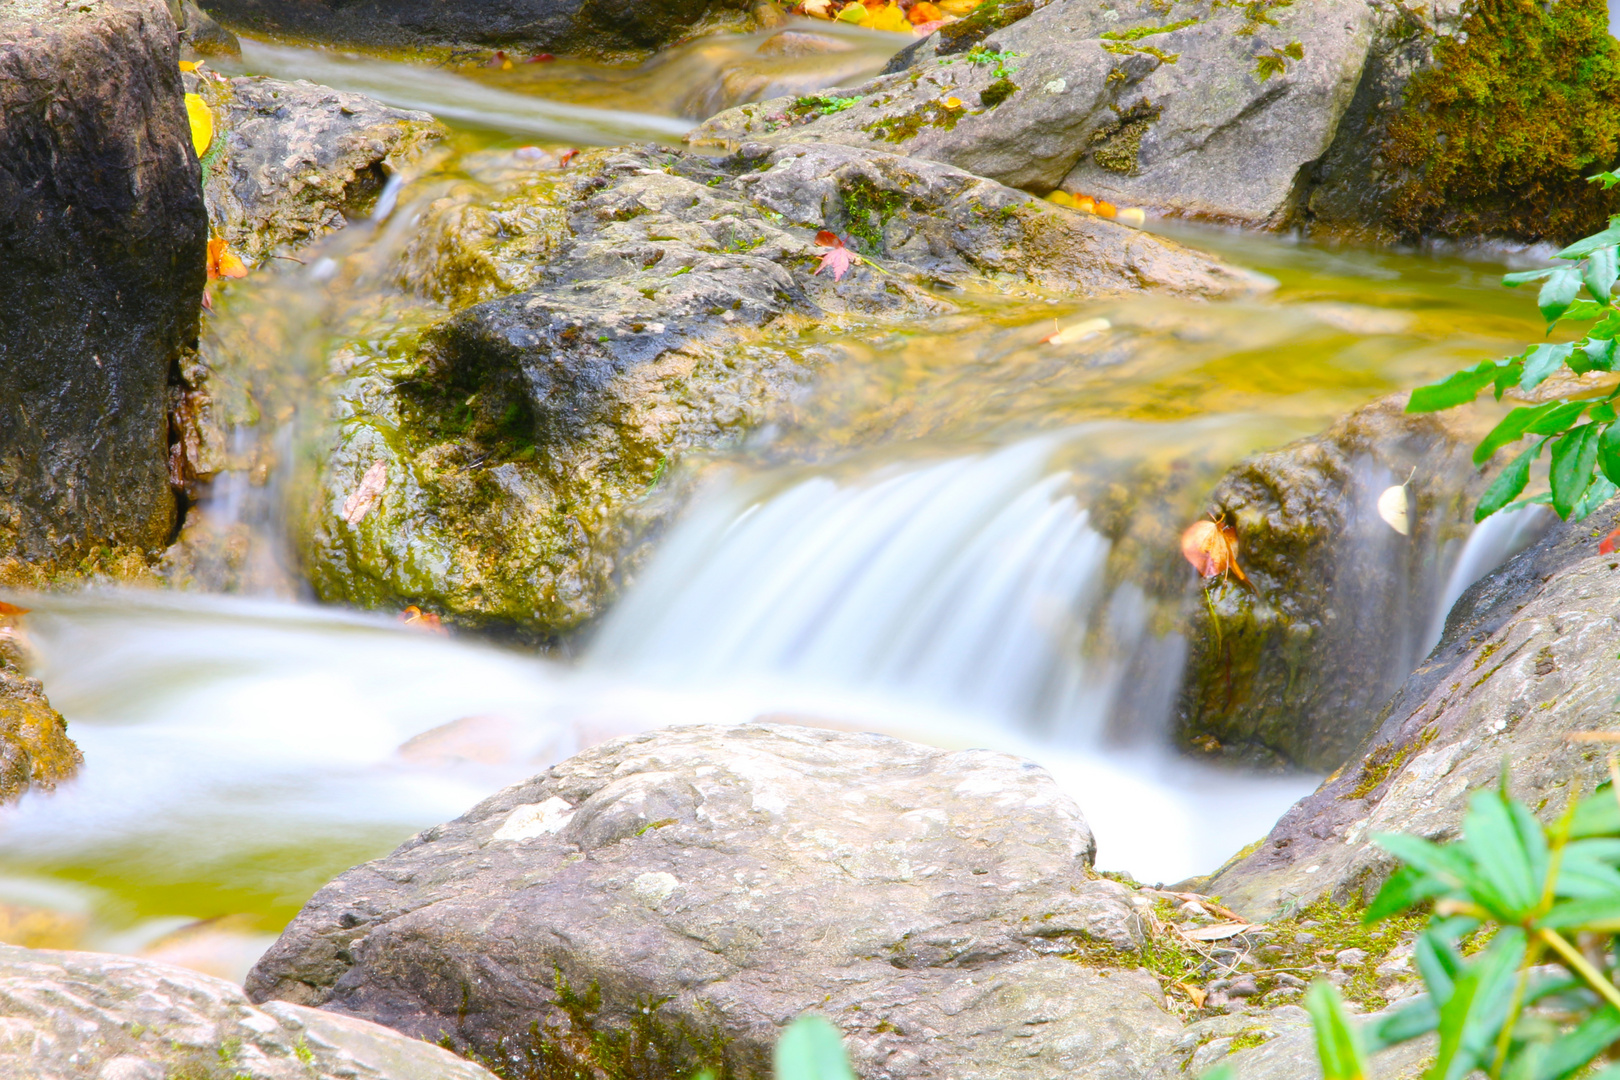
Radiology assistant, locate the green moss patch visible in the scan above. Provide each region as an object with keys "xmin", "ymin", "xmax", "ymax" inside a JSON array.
[
  {"xmin": 979, "ymin": 78, "xmax": 1019, "ymax": 109},
  {"xmin": 1344, "ymin": 725, "xmax": 1437, "ymax": 800},
  {"xmin": 936, "ymin": 0, "xmax": 1035, "ymax": 55},
  {"xmin": 863, "ymin": 99, "xmax": 965, "ymax": 143},
  {"xmin": 1384, "ymin": 0, "xmax": 1620, "ymax": 242}
]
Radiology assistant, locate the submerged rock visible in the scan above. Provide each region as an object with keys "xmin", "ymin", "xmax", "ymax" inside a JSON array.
[
  {"xmin": 1207, "ymin": 504, "xmax": 1620, "ymax": 919},
  {"xmin": 1174, "ymin": 393, "xmax": 1506, "ymax": 772},
  {"xmin": 0, "ymin": 671, "xmax": 81, "ymax": 807},
  {"xmin": 0, "ymin": 0, "xmax": 205, "ymax": 576},
  {"xmin": 0, "ymin": 943, "xmax": 499, "ymax": 1080},
  {"xmin": 247, "ymin": 723, "xmax": 1179, "ymax": 1080},
  {"xmin": 197, "ymin": 0, "xmax": 761, "ymax": 60},
  {"xmin": 300, "ymin": 141, "xmax": 1261, "ymax": 634}
]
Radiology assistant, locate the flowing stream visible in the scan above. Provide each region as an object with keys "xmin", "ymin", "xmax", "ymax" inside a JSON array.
[{"xmin": 0, "ymin": 33, "xmax": 1562, "ymax": 983}]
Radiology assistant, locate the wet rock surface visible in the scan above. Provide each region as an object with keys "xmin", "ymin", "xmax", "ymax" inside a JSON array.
[
  {"xmin": 1175, "ymin": 393, "xmax": 1505, "ymax": 772},
  {"xmin": 0, "ymin": 943, "xmax": 499, "ymax": 1080},
  {"xmin": 198, "ymin": 0, "xmax": 758, "ymax": 59},
  {"xmin": 302, "ymin": 141, "xmax": 1261, "ymax": 634},
  {"xmin": 0, "ymin": 671, "xmax": 80, "ymax": 808},
  {"xmin": 1209, "ymin": 503, "xmax": 1620, "ymax": 919},
  {"xmin": 0, "ymin": 0, "xmax": 205, "ymax": 574},
  {"xmin": 246, "ymin": 723, "xmax": 1182, "ymax": 1080},
  {"xmin": 691, "ymin": 0, "xmax": 1373, "ymax": 224},
  {"xmin": 187, "ymin": 70, "xmax": 445, "ymax": 266}
]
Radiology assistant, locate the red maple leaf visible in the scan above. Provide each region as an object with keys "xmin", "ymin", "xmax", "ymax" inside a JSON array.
[
  {"xmin": 813, "ymin": 231, "xmax": 859, "ymax": 281},
  {"xmin": 1600, "ymin": 525, "xmax": 1620, "ymax": 555}
]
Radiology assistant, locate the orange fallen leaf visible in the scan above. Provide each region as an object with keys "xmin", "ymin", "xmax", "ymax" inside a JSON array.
[
  {"xmin": 941, "ymin": 95, "xmax": 963, "ymax": 109},
  {"xmin": 1075, "ymin": 195, "xmax": 1096, "ymax": 213},
  {"xmin": 559, "ymin": 149, "xmax": 580, "ymax": 167},
  {"xmin": 206, "ymin": 238, "xmax": 247, "ymax": 280},
  {"xmin": 1094, "ymin": 200, "xmax": 1117, "ymax": 219},
  {"xmin": 1181, "ymin": 517, "xmax": 1250, "ymax": 586},
  {"xmin": 908, "ymin": 0, "xmax": 945, "ymax": 22},
  {"xmin": 1601, "ymin": 525, "xmax": 1620, "ymax": 555},
  {"xmin": 814, "ymin": 231, "xmax": 860, "ymax": 281},
  {"xmin": 0, "ymin": 601, "xmax": 30, "ymax": 617},
  {"xmin": 343, "ymin": 460, "xmax": 388, "ymax": 524},
  {"xmin": 400, "ymin": 605, "xmax": 446, "ymax": 633},
  {"xmin": 1179, "ymin": 982, "xmax": 1208, "ymax": 1008}
]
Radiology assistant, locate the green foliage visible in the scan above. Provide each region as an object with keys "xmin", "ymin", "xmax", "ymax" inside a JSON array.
[
  {"xmin": 1099, "ymin": 17, "xmax": 1200, "ymax": 41},
  {"xmin": 774, "ymin": 1016, "xmax": 856, "ymax": 1080},
  {"xmin": 963, "ymin": 44, "xmax": 1020, "ymax": 79},
  {"xmin": 791, "ymin": 95, "xmax": 860, "ymax": 117},
  {"xmin": 1253, "ymin": 41, "xmax": 1303, "ymax": 82},
  {"xmin": 1282, "ymin": 777, "xmax": 1620, "ymax": 1080},
  {"xmin": 1406, "ymin": 194, "xmax": 1620, "ymax": 522}
]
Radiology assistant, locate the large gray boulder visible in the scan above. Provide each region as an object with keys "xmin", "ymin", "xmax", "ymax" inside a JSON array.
[
  {"xmin": 1208, "ymin": 503, "xmax": 1620, "ymax": 918},
  {"xmin": 1174, "ymin": 393, "xmax": 1508, "ymax": 772},
  {"xmin": 247, "ymin": 723, "xmax": 1182, "ymax": 1080},
  {"xmin": 0, "ymin": 0, "xmax": 206, "ymax": 575},
  {"xmin": 197, "ymin": 0, "xmax": 758, "ymax": 59},
  {"xmin": 0, "ymin": 943, "xmax": 498, "ymax": 1080},
  {"xmin": 689, "ymin": 0, "xmax": 1374, "ymax": 223},
  {"xmin": 297, "ymin": 140, "xmax": 1263, "ymax": 634}
]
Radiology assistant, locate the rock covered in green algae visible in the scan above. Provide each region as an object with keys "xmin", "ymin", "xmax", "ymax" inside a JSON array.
[
  {"xmin": 0, "ymin": 943, "xmax": 499, "ymax": 1080},
  {"xmin": 299, "ymin": 141, "xmax": 1263, "ymax": 636},
  {"xmin": 1208, "ymin": 504, "xmax": 1620, "ymax": 920},
  {"xmin": 0, "ymin": 671, "xmax": 81, "ymax": 807},
  {"xmin": 247, "ymin": 723, "xmax": 1186, "ymax": 1080},
  {"xmin": 1174, "ymin": 394, "xmax": 1504, "ymax": 773},
  {"xmin": 0, "ymin": 0, "xmax": 205, "ymax": 577},
  {"xmin": 690, "ymin": 0, "xmax": 1374, "ymax": 224}
]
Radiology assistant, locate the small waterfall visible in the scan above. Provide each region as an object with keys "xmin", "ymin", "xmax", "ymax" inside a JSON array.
[
  {"xmin": 1422, "ymin": 503, "xmax": 1553, "ymax": 652},
  {"xmin": 591, "ymin": 438, "xmax": 1180, "ymax": 749}
]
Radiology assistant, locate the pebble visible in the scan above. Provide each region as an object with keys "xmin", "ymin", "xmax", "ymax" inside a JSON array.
[
  {"xmin": 1293, "ymin": 931, "xmax": 1318, "ymax": 946},
  {"xmin": 1272, "ymin": 973, "xmax": 1307, "ymax": 989},
  {"xmin": 1227, "ymin": 978, "xmax": 1259, "ymax": 998},
  {"xmin": 1336, "ymin": 948, "xmax": 1369, "ymax": 968}
]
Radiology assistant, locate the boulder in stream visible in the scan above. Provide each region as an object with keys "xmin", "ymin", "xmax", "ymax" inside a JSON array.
[
  {"xmin": 0, "ymin": 0, "xmax": 206, "ymax": 577},
  {"xmin": 299, "ymin": 141, "xmax": 1264, "ymax": 634},
  {"xmin": 0, "ymin": 943, "xmax": 499, "ymax": 1080},
  {"xmin": 1174, "ymin": 393, "xmax": 1510, "ymax": 772},
  {"xmin": 247, "ymin": 723, "xmax": 1182, "ymax": 1080},
  {"xmin": 1207, "ymin": 503, "xmax": 1620, "ymax": 918},
  {"xmin": 0, "ymin": 670, "xmax": 81, "ymax": 807}
]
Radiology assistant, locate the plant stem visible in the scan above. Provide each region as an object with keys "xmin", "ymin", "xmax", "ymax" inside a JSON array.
[{"xmin": 1537, "ymin": 927, "xmax": 1620, "ymax": 1013}]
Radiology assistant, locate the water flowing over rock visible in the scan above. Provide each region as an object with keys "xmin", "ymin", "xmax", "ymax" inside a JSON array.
[
  {"xmin": 1174, "ymin": 393, "xmax": 1508, "ymax": 772},
  {"xmin": 0, "ymin": 943, "xmax": 499, "ymax": 1080},
  {"xmin": 300, "ymin": 141, "xmax": 1263, "ymax": 634},
  {"xmin": 0, "ymin": 0, "xmax": 205, "ymax": 576},
  {"xmin": 247, "ymin": 723, "xmax": 1182, "ymax": 1080},
  {"xmin": 197, "ymin": 0, "xmax": 762, "ymax": 60},
  {"xmin": 1207, "ymin": 505, "xmax": 1620, "ymax": 919}
]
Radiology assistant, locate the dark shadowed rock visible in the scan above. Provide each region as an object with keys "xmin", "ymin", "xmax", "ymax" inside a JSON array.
[
  {"xmin": 247, "ymin": 723, "xmax": 1182, "ymax": 1080},
  {"xmin": 1175, "ymin": 394, "xmax": 1512, "ymax": 772},
  {"xmin": 0, "ymin": 943, "xmax": 499, "ymax": 1080},
  {"xmin": 0, "ymin": 0, "xmax": 206, "ymax": 573},
  {"xmin": 198, "ymin": 0, "xmax": 758, "ymax": 59},
  {"xmin": 1207, "ymin": 504, "xmax": 1620, "ymax": 919}
]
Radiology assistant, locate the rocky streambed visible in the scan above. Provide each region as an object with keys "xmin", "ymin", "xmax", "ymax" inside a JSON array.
[{"xmin": 2, "ymin": 0, "xmax": 1618, "ymax": 1077}]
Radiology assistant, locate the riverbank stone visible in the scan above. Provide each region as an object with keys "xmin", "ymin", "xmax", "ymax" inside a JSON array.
[
  {"xmin": 1207, "ymin": 503, "xmax": 1620, "ymax": 919},
  {"xmin": 299, "ymin": 141, "xmax": 1264, "ymax": 635},
  {"xmin": 0, "ymin": 0, "xmax": 206, "ymax": 575},
  {"xmin": 0, "ymin": 943, "xmax": 499, "ymax": 1080},
  {"xmin": 247, "ymin": 723, "xmax": 1184, "ymax": 1080},
  {"xmin": 197, "ymin": 0, "xmax": 760, "ymax": 60},
  {"xmin": 1174, "ymin": 393, "xmax": 1505, "ymax": 772}
]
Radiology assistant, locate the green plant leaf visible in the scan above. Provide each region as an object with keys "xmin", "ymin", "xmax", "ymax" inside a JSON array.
[
  {"xmin": 1365, "ymin": 996, "xmax": 1439, "ymax": 1054},
  {"xmin": 1559, "ymin": 225, "xmax": 1620, "ymax": 260},
  {"xmin": 1477, "ymin": 403, "xmax": 1562, "ymax": 464},
  {"xmin": 1524, "ymin": 1004, "xmax": 1620, "ymax": 1080},
  {"xmin": 1571, "ymin": 786, "xmax": 1620, "ymax": 838},
  {"xmin": 1374, "ymin": 832, "xmax": 1473, "ymax": 891},
  {"xmin": 1519, "ymin": 343, "xmax": 1576, "ymax": 391},
  {"xmin": 1306, "ymin": 980, "xmax": 1370, "ymax": 1080},
  {"xmin": 1197, "ymin": 1065, "xmax": 1238, "ymax": 1080},
  {"xmin": 1460, "ymin": 788, "xmax": 1547, "ymax": 921},
  {"xmin": 1505, "ymin": 268, "xmax": 1557, "ymax": 286},
  {"xmin": 1475, "ymin": 442, "xmax": 1542, "ymax": 521},
  {"xmin": 1408, "ymin": 361, "xmax": 1513, "ymax": 412},
  {"xmin": 1539, "ymin": 896, "xmax": 1620, "ymax": 931},
  {"xmin": 1367, "ymin": 863, "xmax": 1451, "ymax": 923},
  {"xmin": 1598, "ymin": 423, "xmax": 1620, "ymax": 486},
  {"xmin": 1539, "ymin": 267, "xmax": 1584, "ymax": 324},
  {"xmin": 1524, "ymin": 400, "xmax": 1590, "ymax": 435},
  {"xmin": 1415, "ymin": 929, "xmax": 1465, "ymax": 1005},
  {"xmin": 774, "ymin": 1015, "xmax": 857, "ymax": 1080},
  {"xmin": 1573, "ymin": 337, "xmax": 1617, "ymax": 373},
  {"xmin": 1584, "ymin": 247, "xmax": 1619, "ymax": 301},
  {"xmin": 1572, "ymin": 475, "xmax": 1618, "ymax": 521},
  {"xmin": 1428, "ymin": 927, "xmax": 1528, "ymax": 1080},
  {"xmin": 1550, "ymin": 425, "xmax": 1603, "ymax": 519}
]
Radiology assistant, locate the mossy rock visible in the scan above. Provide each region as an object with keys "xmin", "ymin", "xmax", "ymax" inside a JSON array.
[{"xmin": 0, "ymin": 671, "xmax": 82, "ymax": 806}]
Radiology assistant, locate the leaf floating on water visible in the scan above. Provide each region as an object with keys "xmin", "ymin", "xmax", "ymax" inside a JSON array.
[
  {"xmin": 0, "ymin": 601, "xmax": 30, "ymax": 617},
  {"xmin": 343, "ymin": 460, "xmax": 388, "ymax": 524},
  {"xmin": 1377, "ymin": 484, "xmax": 1411, "ymax": 536},
  {"xmin": 1180, "ymin": 518, "xmax": 1249, "ymax": 586},
  {"xmin": 814, "ymin": 231, "xmax": 860, "ymax": 281},
  {"xmin": 1043, "ymin": 317, "xmax": 1111, "ymax": 345},
  {"xmin": 206, "ymin": 237, "xmax": 248, "ymax": 280},
  {"xmin": 184, "ymin": 92, "xmax": 212, "ymax": 156}
]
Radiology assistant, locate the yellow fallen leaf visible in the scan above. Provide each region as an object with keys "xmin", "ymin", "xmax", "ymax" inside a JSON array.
[
  {"xmin": 178, "ymin": 60, "xmax": 201, "ymax": 72},
  {"xmin": 867, "ymin": 2, "xmax": 911, "ymax": 32},
  {"xmin": 1046, "ymin": 190, "xmax": 1075, "ymax": 207},
  {"xmin": 1117, "ymin": 207, "xmax": 1146, "ymax": 227},
  {"xmin": 206, "ymin": 237, "xmax": 248, "ymax": 280},
  {"xmin": 1378, "ymin": 482, "xmax": 1411, "ymax": 535},
  {"xmin": 1043, "ymin": 316, "xmax": 1110, "ymax": 345},
  {"xmin": 185, "ymin": 92, "xmax": 212, "ymax": 156},
  {"xmin": 941, "ymin": 96, "xmax": 963, "ymax": 109},
  {"xmin": 1179, "ymin": 982, "xmax": 1208, "ymax": 1008},
  {"xmin": 836, "ymin": 2, "xmax": 868, "ymax": 21}
]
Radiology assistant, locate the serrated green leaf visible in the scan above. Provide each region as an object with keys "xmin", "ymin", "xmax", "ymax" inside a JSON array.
[
  {"xmin": 1540, "ymin": 267, "xmax": 1583, "ymax": 324},
  {"xmin": 775, "ymin": 1016, "xmax": 857, "ymax": 1080},
  {"xmin": 1561, "ymin": 298, "xmax": 1611, "ymax": 322},
  {"xmin": 1407, "ymin": 362, "xmax": 1512, "ymax": 412},
  {"xmin": 1584, "ymin": 247, "xmax": 1619, "ymax": 301},
  {"xmin": 1589, "ymin": 171, "xmax": 1620, "ymax": 191},
  {"xmin": 1558, "ymin": 225, "xmax": 1620, "ymax": 260},
  {"xmin": 1367, "ymin": 863, "xmax": 1451, "ymax": 922},
  {"xmin": 1307, "ymin": 981, "xmax": 1370, "ymax": 1080},
  {"xmin": 1475, "ymin": 442, "xmax": 1540, "ymax": 521},
  {"xmin": 1460, "ymin": 788, "xmax": 1546, "ymax": 920},
  {"xmin": 1550, "ymin": 424, "xmax": 1603, "ymax": 519},
  {"xmin": 1573, "ymin": 475, "xmax": 1617, "ymax": 521},
  {"xmin": 1428, "ymin": 927, "xmax": 1527, "ymax": 1080},
  {"xmin": 1520, "ymin": 342, "xmax": 1576, "ymax": 391},
  {"xmin": 1477, "ymin": 403, "xmax": 1562, "ymax": 464}
]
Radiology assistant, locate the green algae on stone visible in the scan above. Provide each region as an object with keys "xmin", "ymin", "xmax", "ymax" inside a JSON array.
[
  {"xmin": 862, "ymin": 99, "xmax": 965, "ymax": 143},
  {"xmin": 1383, "ymin": 0, "xmax": 1620, "ymax": 242},
  {"xmin": 935, "ymin": 0, "xmax": 1035, "ymax": 55}
]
